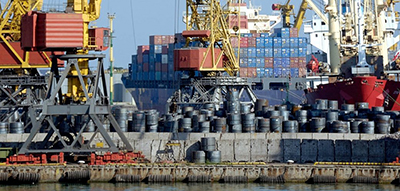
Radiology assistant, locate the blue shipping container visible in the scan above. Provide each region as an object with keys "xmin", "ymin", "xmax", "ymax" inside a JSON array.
[
  {"xmin": 155, "ymin": 54, "xmax": 162, "ymax": 63},
  {"xmin": 149, "ymin": 55, "xmax": 155, "ymax": 64},
  {"xmin": 274, "ymin": 68, "xmax": 282, "ymax": 77},
  {"xmin": 265, "ymin": 37, "xmax": 273, "ymax": 48},
  {"xmin": 299, "ymin": 47, "xmax": 307, "ymax": 57},
  {"xmin": 150, "ymin": 44, "xmax": 163, "ymax": 54},
  {"xmin": 162, "ymin": 72, "xmax": 168, "ymax": 81},
  {"xmin": 256, "ymin": 68, "xmax": 265, "ymax": 78},
  {"xmin": 273, "ymin": 28, "xmax": 281, "ymax": 37},
  {"xmin": 148, "ymin": 71, "xmax": 155, "ymax": 80},
  {"xmin": 260, "ymin": 33, "xmax": 269, "ymax": 38},
  {"xmin": 265, "ymin": 48, "xmax": 273, "ymax": 57},
  {"xmin": 273, "ymin": 37, "xmax": 282, "ymax": 48},
  {"xmin": 247, "ymin": 48, "xmax": 256, "ymax": 57},
  {"xmin": 274, "ymin": 58, "xmax": 282, "ymax": 67},
  {"xmin": 136, "ymin": 71, "xmax": 142, "ymax": 81},
  {"xmin": 281, "ymin": 28, "xmax": 290, "ymax": 38},
  {"xmin": 155, "ymin": 72, "xmax": 161, "ymax": 80},
  {"xmin": 240, "ymin": 58, "xmax": 248, "ymax": 67},
  {"xmin": 256, "ymin": 48, "xmax": 265, "ymax": 57},
  {"xmin": 282, "ymin": 38, "xmax": 290, "ymax": 48},
  {"xmin": 248, "ymin": 58, "xmax": 256, "ymax": 67},
  {"xmin": 256, "ymin": 38, "xmax": 265, "ymax": 48},
  {"xmin": 265, "ymin": 68, "xmax": 273, "ymax": 78},
  {"xmin": 142, "ymin": 72, "xmax": 149, "ymax": 81},
  {"xmin": 240, "ymin": 48, "xmax": 248, "ymax": 58},
  {"xmin": 256, "ymin": 58, "xmax": 264, "ymax": 68},
  {"xmin": 290, "ymin": 68, "xmax": 299, "ymax": 78},
  {"xmin": 132, "ymin": 55, "xmax": 137, "ymax": 64},
  {"xmin": 282, "ymin": 57, "xmax": 290, "ymax": 68},
  {"xmin": 290, "ymin": 48, "xmax": 299, "ymax": 57},
  {"xmin": 290, "ymin": 38, "xmax": 299, "ymax": 48},
  {"xmin": 149, "ymin": 63, "xmax": 155, "ymax": 71},
  {"xmin": 282, "ymin": 68, "xmax": 290, "ymax": 77},
  {"xmin": 298, "ymin": 37, "xmax": 307, "ymax": 47},
  {"xmin": 273, "ymin": 48, "xmax": 282, "ymax": 57},
  {"xmin": 142, "ymin": 54, "xmax": 149, "ymax": 63},
  {"xmin": 281, "ymin": 48, "xmax": 290, "ymax": 57}
]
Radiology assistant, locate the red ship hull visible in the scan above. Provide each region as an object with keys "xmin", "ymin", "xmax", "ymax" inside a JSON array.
[{"xmin": 306, "ymin": 76, "xmax": 400, "ymax": 111}]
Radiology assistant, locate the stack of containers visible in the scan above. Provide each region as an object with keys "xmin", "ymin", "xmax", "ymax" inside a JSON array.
[{"xmin": 232, "ymin": 28, "xmax": 307, "ymax": 78}]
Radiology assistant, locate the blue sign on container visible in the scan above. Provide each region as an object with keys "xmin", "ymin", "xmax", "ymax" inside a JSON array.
[
  {"xmin": 281, "ymin": 48, "xmax": 290, "ymax": 57},
  {"xmin": 298, "ymin": 37, "xmax": 307, "ymax": 47},
  {"xmin": 265, "ymin": 37, "xmax": 273, "ymax": 48},
  {"xmin": 256, "ymin": 48, "xmax": 265, "ymax": 57},
  {"xmin": 290, "ymin": 38, "xmax": 299, "ymax": 48},
  {"xmin": 273, "ymin": 37, "xmax": 282, "ymax": 48},
  {"xmin": 274, "ymin": 58, "xmax": 282, "ymax": 67},
  {"xmin": 256, "ymin": 58, "xmax": 264, "ymax": 68},
  {"xmin": 256, "ymin": 38, "xmax": 265, "ymax": 48},
  {"xmin": 265, "ymin": 48, "xmax": 273, "ymax": 57},
  {"xmin": 273, "ymin": 48, "xmax": 282, "ymax": 57},
  {"xmin": 290, "ymin": 48, "xmax": 299, "ymax": 57},
  {"xmin": 282, "ymin": 38, "xmax": 290, "ymax": 48},
  {"xmin": 247, "ymin": 47, "xmax": 257, "ymax": 57}
]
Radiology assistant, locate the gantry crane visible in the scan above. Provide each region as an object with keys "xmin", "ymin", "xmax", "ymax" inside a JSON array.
[
  {"xmin": 167, "ymin": 0, "xmax": 257, "ymax": 111},
  {"xmin": 0, "ymin": 0, "xmax": 133, "ymax": 160}
]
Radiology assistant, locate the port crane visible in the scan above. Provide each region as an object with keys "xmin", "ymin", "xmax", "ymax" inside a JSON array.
[
  {"xmin": 0, "ymin": 0, "xmax": 134, "ymax": 162},
  {"xmin": 167, "ymin": 0, "xmax": 258, "ymax": 111}
]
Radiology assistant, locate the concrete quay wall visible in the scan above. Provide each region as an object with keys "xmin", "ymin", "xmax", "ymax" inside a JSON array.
[{"xmin": 0, "ymin": 133, "xmax": 396, "ymax": 163}]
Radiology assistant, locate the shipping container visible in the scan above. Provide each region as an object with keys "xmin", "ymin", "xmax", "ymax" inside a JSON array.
[
  {"xmin": 247, "ymin": 67, "xmax": 257, "ymax": 78},
  {"xmin": 174, "ymin": 48, "xmax": 223, "ymax": 71},
  {"xmin": 155, "ymin": 62, "xmax": 161, "ymax": 72},
  {"xmin": 273, "ymin": 48, "xmax": 282, "ymax": 57},
  {"xmin": 281, "ymin": 38, "xmax": 290, "ymax": 48},
  {"xmin": 162, "ymin": 72, "xmax": 168, "ymax": 80},
  {"xmin": 253, "ymin": 33, "xmax": 261, "ymax": 38},
  {"xmin": 256, "ymin": 48, "xmax": 265, "ymax": 57},
  {"xmin": 239, "ymin": 58, "xmax": 248, "ymax": 67},
  {"xmin": 255, "ymin": 58, "xmax": 264, "ymax": 68},
  {"xmin": 247, "ymin": 58, "xmax": 256, "ymax": 67},
  {"xmin": 142, "ymin": 72, "xmax": 149, "ymax": 80},
  {"xmin": 132, "ymin": 55, "xmax": 137, "ymax": 64},
  {"xmin": 239, "ymin": 68, "xmax": 248, "ymax": 77},
  {"xmin": 240, "ymin": 37, "xmax": 248, "ymax": 47},
  {"xmin": 162, "ymin": 54, "xmax": 168, "ymax": 64},
  {"xmin": 273, "ymin": 58, "xmax": 282, "ymax": 67},
  {"xmin": 260, "ymin": 33, "xmax": 269, "ymax": 38},
  {"xmin": 290, "ymin": 48, "xmax": 299, "ymax": 57},
  {"xmin": 273, "ymin": 68, "xmax": 282, "ymax": 77},
  {"xmin": 149, "ymin": 71, "xmax": 155, "ymax": 80},
  {"xmin": 290, "ymin": 68, "xmax": 299, "ymax": 78},
  {"xmin": 155, "ymin": 54, "xmax": 162, "ymax": 63},
  {"xmin": 162, "ymin": 46, "xmax": 168, "ymax": 54},
  {"xmin": 247, "ymin": 47, "xmax": 256, "ymax": 57},
  {"xmin": 290, "ymin": 28, "xmax": 298, "ymax": 37},
  {"xmin": 137, "ymin": 64, "xmax": 143, "ymax": 73},
  {"xmin": 231, "ymin": 37, "xmax": 239, "ymax": 47},
  {"xmin": 281, "ymin": 48, "xmax": 290, "ymax": 57},
  {"xmin": 273, "ymin": 37, "xmax": 282, "ymax": 48},
  {"xmin": 282, "ymin": 68, "xmax": 290, "ymax": 77},
  {"xmin": 265, "ymin": 68, "xmax": 273, "ymax": 78},
  {"xmin": 289, "ymin": 38, "xmax": 299, "ymax": 48},
  {"xmin": 282, "ymin": 57, "xmax": 290, "ymax": 68},
  {"xmin": 298, "ymin": 47, "xmax": 307, "ymax": 57},
  {"xmin": 298, "ymin": 57, "xmax": 307, "ymax": 68},
  {"xmin": 256, "ymin": 68, "xmax": 265, "ymax": 78},
  {"xmin": 137, "ymin": 71, "xmax": 143, "ymax": 80},
  {"xmin": 281, "ymin": 28, "xmax": 290, "ymax": 38},
  {"xmin": 161, "ymin": 64, "xmax": 168, "ymax": 72},
  {"xmin": 265, "ymin": 48, "xmax": 273, "ymax": 57},
  {"xmin": 298, "ymin": 37, "xmax": 307, "ymax": 47},
  {"xmin": 265, "ymin": 37, "xmax": 273, "ymax": 48},
  {"xmin": 256, "ymin": 37, "xmax": 265, "ymax": 48},
  {"xmin": 265, "ymin": 57, "xmax": 274, "ymax": 68},
  {"xmin": 143, "ymin": 63, "xmax": 149, "ymax": 72},
  {"xmin": 240, "ymin": 48, "xmax": 248, "ymax": 57},
  {"xmin": 150, "ymin": 44, "xmax": 163, "ymax": 54},
  {"xmin": 290, "ymin": 57, "xmax": 299, "ymax": 67},
  {"xmin": 149, "ymin": 62, "xmax": 155, "ymax": 71},
  {"xmin": 247, "ymin": 37, "xmax": 256, "ymax": 47},
  {"xmin": 155, "ymin": 71, "xmax": 162, "ymax": 80},
  {"xmin": 227, "ymin": 15, "xmax": 248, "ymax": 29},
  {"xmin": 149, "ymin": 35, "xmax": 163, "ymax": 45}
]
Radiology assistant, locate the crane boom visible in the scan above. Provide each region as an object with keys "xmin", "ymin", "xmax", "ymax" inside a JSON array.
[{"xmin": 293, "ymin": 0, "xmax": 328, "ymax": 31}]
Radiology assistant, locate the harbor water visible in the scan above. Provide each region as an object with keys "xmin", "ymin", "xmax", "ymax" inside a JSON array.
[{"xmin": 0, "ymin": 183, "xmax": 398, "ymax": 191}]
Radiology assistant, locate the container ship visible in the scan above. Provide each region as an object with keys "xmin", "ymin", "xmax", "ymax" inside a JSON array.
[{"xmin": 122, "ymin": 2, "xmax": 328, "ymax": 113}]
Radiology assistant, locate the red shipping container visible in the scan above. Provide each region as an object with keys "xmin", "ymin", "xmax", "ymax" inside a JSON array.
[
  {"xmin": 174, "ymin": 48, "xmax": 223, "ymax": 71},
  {"xmin": 143, "ymin": 63, "xmax": 149, "ymax": 72},
  {"xmin": 247, "ymin": 37, "xmax": 256, "ymax": 47},
  {"xmin": 161, "ymin": 64, "xmax": 168, "ymax": 72},
  {"xmin": 150, "ymin": 35, "xmax": 163, "ymax": 45},
  {"xmin": 239, "ymin": 68, "xmax": 248, "ymax": 77},
  {"xmin": 290, "ymin": 57, "xmax": 299, "ymax": 67},
  {"xmin": 247, "ymin": 67, "xmax": 257, "ymax": 78},
  {"xmin": 264, "ymin": 57, "xmax": 274, "ymax": 68},
  {"xmin": 240, "ymin": 37, "xmax": 248, "ymax": 48},
  {"xmin": 0, "ymin": 42, "xmax": 64, "ymax": 67},
  {"xmin": 298, "ymin": 57, "xmax": 307, "ymax": 68},
  {"xmin": 290, "ymin": 28, "xmax": 298, "ymax": 38},
  {"xmin": 137, "ymin": 45, "xmax": 149, "ymax": 54},
  {"xmin": 253, "ymin": 33, "xmax": 261, "ymax": 38},
  {"xmin": 155, "ymin": 62, "xmax": 162, "ymax": 72},
  {"xmin": 227, "ymin": 15, "xmax": 248, "ymax": 29},
  {"xmin": 21, "ymin": 11, "xmax": 84, "ymax": 50},
  {"xmin": 88, "ymin": 27, "xmax": 109, "ymax": 51}
]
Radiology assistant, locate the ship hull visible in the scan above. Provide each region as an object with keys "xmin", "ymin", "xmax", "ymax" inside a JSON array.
[{"xmin": 305, "ymin": 76, "xmax": 400, "ymax": 110}]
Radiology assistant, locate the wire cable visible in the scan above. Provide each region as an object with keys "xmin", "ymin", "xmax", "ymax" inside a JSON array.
[{"xmin": 129, "ymin": 0, "xmax": 137, "ymax": 49}]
